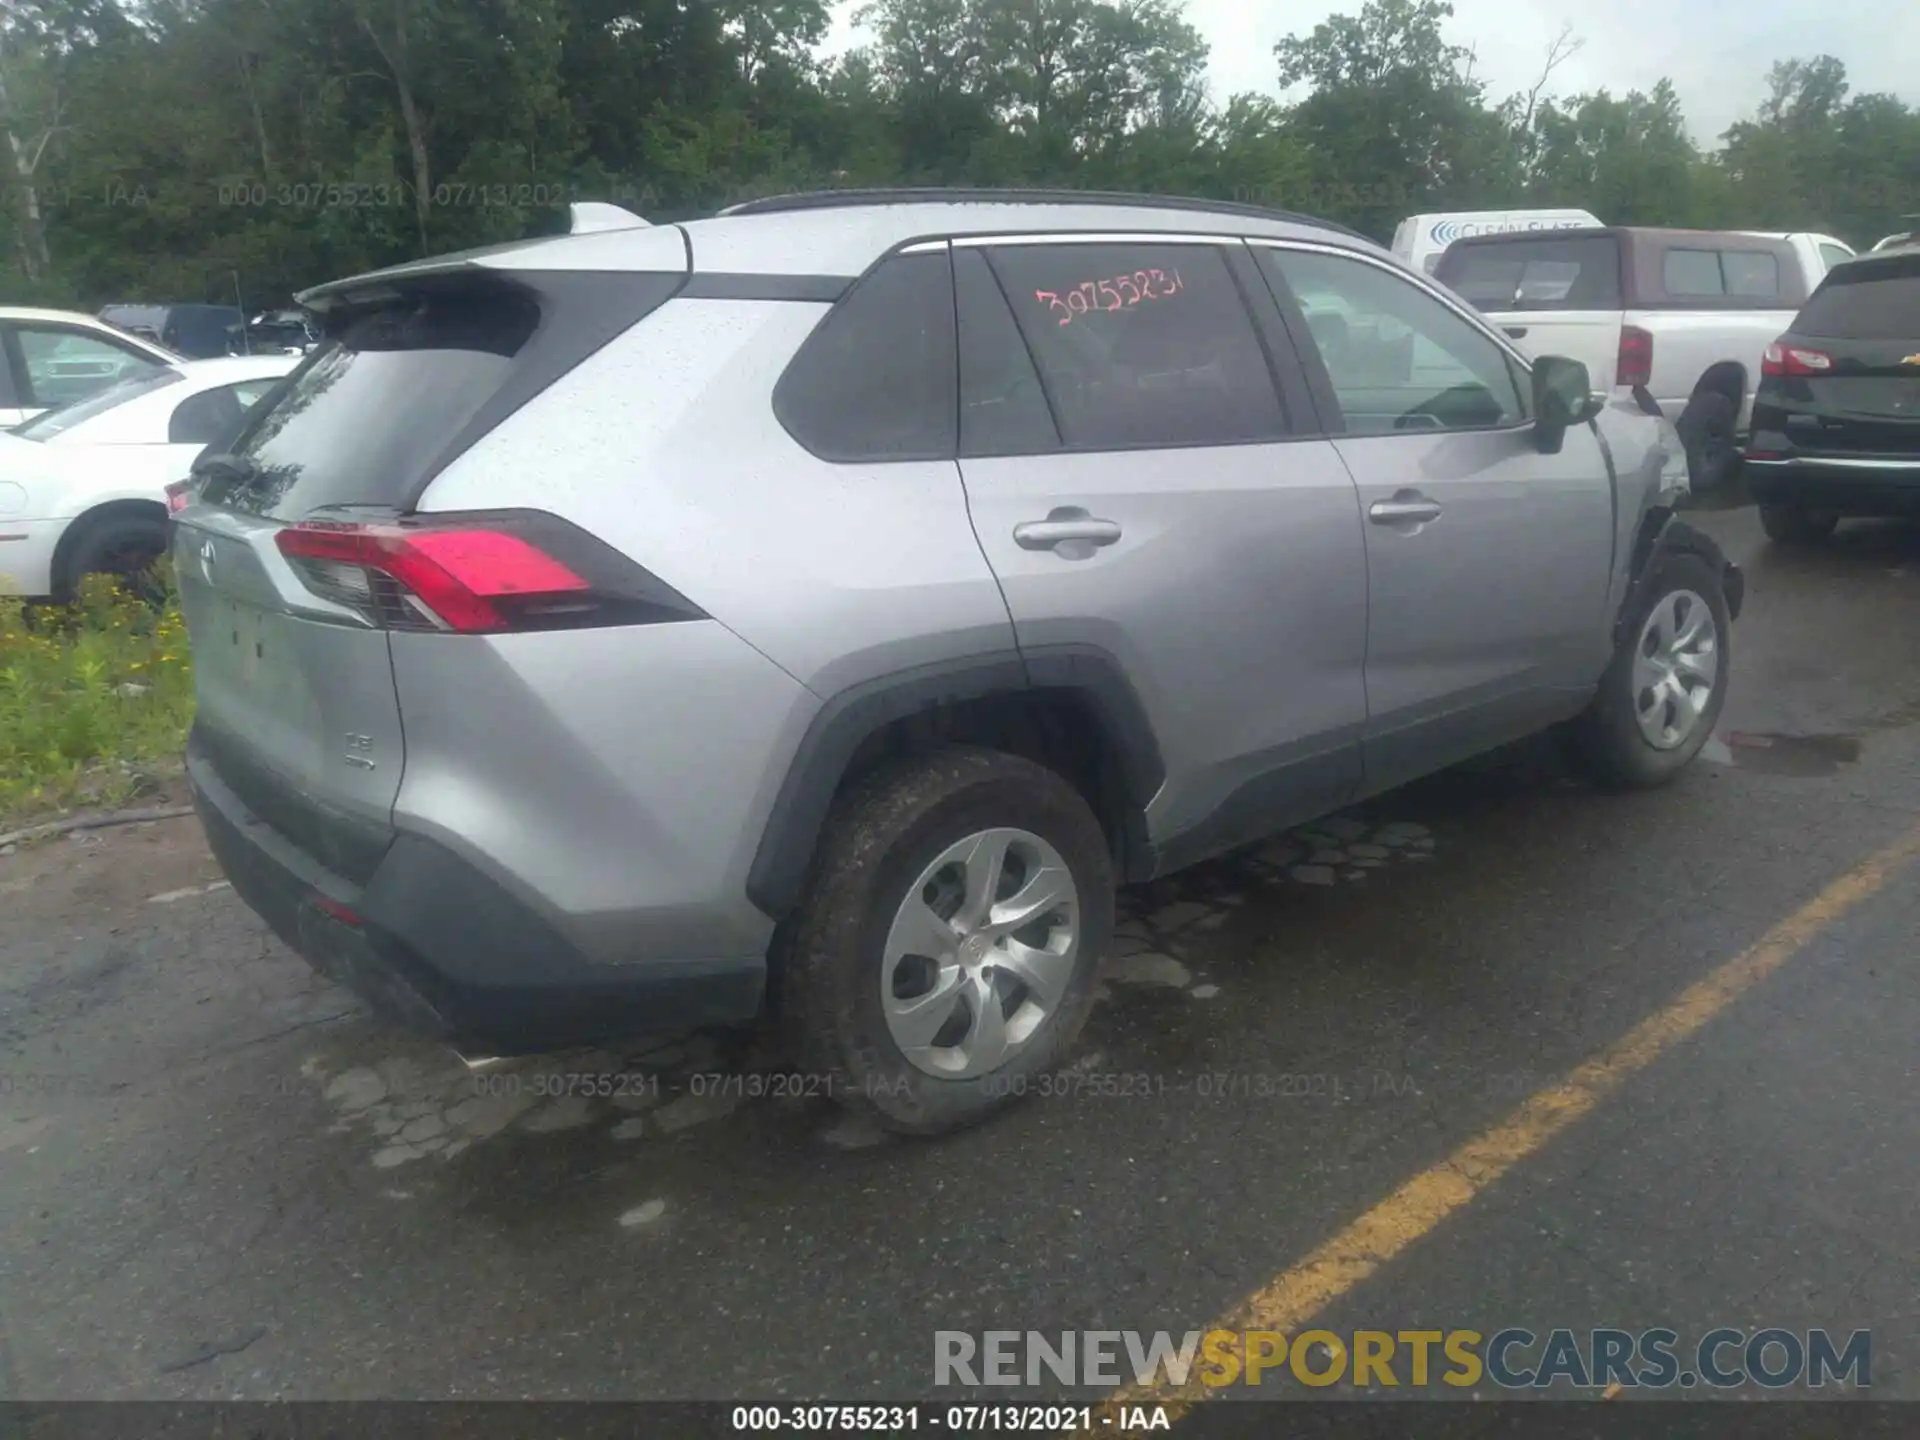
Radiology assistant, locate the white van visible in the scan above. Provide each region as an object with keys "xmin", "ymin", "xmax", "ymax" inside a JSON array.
[{"xmin": 1392, "ymin": 209, "xmax": 1602, "ymax": 277}]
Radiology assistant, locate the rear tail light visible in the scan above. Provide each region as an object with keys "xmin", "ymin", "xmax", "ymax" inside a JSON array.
[
  {"xmin": 1761, "ymin": 341, "xmax": 1833, "ymax": 377},
  {"xmin": 165, "ymin": 480, "xmax": 192, "ymax": 514},
  {"xmin": 272, "ymin": 510, "xmax": 703, "ymax": 634},
  {"xmin": 1616, "ymin": 325, "xmax": 1654, "ymax": 388}
]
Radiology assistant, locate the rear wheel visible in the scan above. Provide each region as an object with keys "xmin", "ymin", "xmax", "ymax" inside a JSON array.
[
  {"xmin": 783, "ymin": 747, "xmax": 1112, "ymax": 1136},
  {"xmin": 1677, "ymin": 390, "xmax": 1740, "ymax": 493},
  {"xmin": 1759, "ymin": 503, "xmax": 1839, "ymax": 545},
  {"xmin": 1562, "ymin": 553, "xmax": 1731, "ymax": 791},
  {"xmin": 62, "ymin": 509, "xmax": 171, "ymax": 604}
]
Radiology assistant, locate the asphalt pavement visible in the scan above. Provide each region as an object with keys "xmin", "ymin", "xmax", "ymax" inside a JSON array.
[{"xmin": 3, "ymin": 503, "xmax": 1919, "ymax": 1412}]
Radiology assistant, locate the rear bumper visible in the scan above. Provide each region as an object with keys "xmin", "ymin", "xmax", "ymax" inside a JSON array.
[
  {"xmin": 1744, "ymin": 456, "xmax": 1920, "ymax": 514},
  {"xmin": 0, "ymin": 516, "xmax": 63, "ymax": 599},
  {"xmin": 188, "ymin": 730, "xmax": 765, "ymax": 1054}
]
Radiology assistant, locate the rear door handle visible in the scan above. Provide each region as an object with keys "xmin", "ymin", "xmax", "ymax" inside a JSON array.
[
  {"xmin": 1369, "ymin": 497, "xmax": 1442, "ymax": 525},
  {"xmin": 1014, "ymin": 508, "xmax": 1122, "ymax": 553}
]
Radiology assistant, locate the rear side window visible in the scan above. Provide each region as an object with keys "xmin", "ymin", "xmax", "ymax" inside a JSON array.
[
  {"xmin": 168, "ymin": 380, "xmax": 279, "ymax": 447},
  {"xmin": 201, "ymin": 286, "xmax": 541, "ymax": 518},
  {"xmin": 955, "ymin": 247, "xmax": 1060, "ymax": 457},
  {"xmin": 1663, "ymin": 248, "xmax": 1781, "ymax": 299},
  {"xmin": 775, "ymin": 251, "xmax": 957, "ymax": 462},
  {"xmin": 1437, "ymin": 236, "xmax": 1622, "ymax": 311},
  {"xmin": 1792, "ymin": 254, "xmax": 1920, "ymax": 339},
  {"xmin": 983, "ymin": 241, "xmax": 1286, "ymax": 449}
]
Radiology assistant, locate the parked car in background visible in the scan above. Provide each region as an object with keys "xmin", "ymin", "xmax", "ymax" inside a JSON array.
[
  {"xmin": 171, "ymin": 189, "xmax": 1738, "ymax": 1136},
  {"xmin": 227, "ymin": 309, "xmax": 319, "ymax": 355},
  {"xmin": 0, "ymin": 306, "xmax": 180, "ymax": 427},
  {"xmin": 1393, "ymin": 208, "xmax": 1601, "ymax": 277},
  {"xmin": 1746, "ymin": 247, "xmax": 1920, "ymax": 543},
  {"xmin": 1740, "ymin": 231, "xmax": 1856, "ymax": 282},
  {"xmin": 98, "ymin": 303, "xmax": 246, "ymax": 360},
  {"xmin": 1870, "ymin": 223, "xmax": 1919, "ymax": 253},
  {"xmin": 1436, "ymin": 226, "xmax": 1814, "ymax": 492},
  {"xmin": 0, "ymin": 354, "xmax": 295, "ymax": 599}
]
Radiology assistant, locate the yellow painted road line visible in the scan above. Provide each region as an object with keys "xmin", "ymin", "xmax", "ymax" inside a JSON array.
[{"xmin": 1076, "ymin": 822, "xmax": 1920, "ymax": 1432}]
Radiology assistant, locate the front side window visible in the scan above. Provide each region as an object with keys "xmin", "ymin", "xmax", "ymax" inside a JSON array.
[
  {"xmin": 982, "ymin": 241, "xmax": 1287, "ymax": 450},
  {"xmin": 13, "ymin": 325, "xmax": 165, "ymax": 409},
  {"xmin": 14, "ymin": 365, "xmax": 184, "ymax": 441},
  {"xmin": 775, "ymin": 251, "xmax": 957, "ymax": 462},
  {"xmin": 1258, "ymin": 247, "xmax": 1526, "ymax": 435}
]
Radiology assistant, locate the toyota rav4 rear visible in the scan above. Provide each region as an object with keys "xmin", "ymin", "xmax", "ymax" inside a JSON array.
[{"xmin": 175, "ymin": 243, "xmax": 807, "ymax": 1057}]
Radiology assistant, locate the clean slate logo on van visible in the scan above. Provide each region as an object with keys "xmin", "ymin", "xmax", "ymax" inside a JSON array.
[{"xmin": 1429, "ymin": 218, "xmax": 1590, "ymax": 245}]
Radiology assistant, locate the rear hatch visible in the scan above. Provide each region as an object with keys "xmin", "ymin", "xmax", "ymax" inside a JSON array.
[
  {"xmin": 1435, "ymin": 232, "xmax": 1626, "ymax": 383},
  {"xmin": 1756, "ymin": 252, "xmax": 1920, "ymax": 458},
  {"xmin": 175, "ymin": 261, "xmax": 684, "ymax": 884}
]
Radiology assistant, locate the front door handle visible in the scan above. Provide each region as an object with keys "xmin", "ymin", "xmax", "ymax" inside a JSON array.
[
  {"xmin": 1014, "ymin": 507, "xmax": 1122, "ymax": 554},
  {"xmin": 1369, "ymin": 496, "xmax": 1442, "ymax": 525},
  {"xmin": 1504, "ymin": 326, "xmax": 1529, "ymax": 340}
]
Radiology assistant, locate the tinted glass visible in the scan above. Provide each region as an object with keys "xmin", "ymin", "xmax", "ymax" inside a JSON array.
[
  {"xmin": 13, "ymin": 365, "xmax": 184, "ymax": 440},
  {"xmin": 1435, "ymin": 236, "xmax": 1622, "ymax": 311},
  {"xmin": 15, "ymin": 325, "xmax": 165, "ymax": 408},
  {"xmin": 1664, "ymin": 249, "xmax": 1724, "ymax": 296},
  {"xmin": 1722, "ymin": 250, "xmax": 1780, "ymax": 298},
  {"xmin": 1261, "ymin": 247, "xmax": 1526, "ymax": 435},
  {"xmin": 955, "ymin": 247, "xmax": 1059, "ymax": 457},
  {"xmin": 200, "ymin": 287, "xmax": 540, "ymax": 518},
  {"xmin": 1792, "ymin": 254, "xmax": 1920, "ymax": 339},
  {"xmin": 775, "ymin": 251, "xmax": 957, "ymax": 462},
  {"xmin": 985, "ymin": 242, "xmax": 1285, "ymax": 448}
]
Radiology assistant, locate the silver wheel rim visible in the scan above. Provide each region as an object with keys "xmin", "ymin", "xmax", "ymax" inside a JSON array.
[
  {"xmin": 1632, "ymin": 588, "xmax": 1719, "ymax": 751},
  {"xmin": 880, "ymin": 827, "xmax": 1080, "ymax": 1080}
]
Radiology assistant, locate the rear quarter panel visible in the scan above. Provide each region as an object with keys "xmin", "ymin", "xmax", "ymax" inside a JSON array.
[{"xmin": 1630, "ymin": 309, "xmax": 1797, "ymax": 425}]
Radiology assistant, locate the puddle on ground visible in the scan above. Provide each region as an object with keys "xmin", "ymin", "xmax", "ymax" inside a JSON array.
[{"xmin": 1712, "ymin": 731, "xmax": 1862, "ymax": 777}]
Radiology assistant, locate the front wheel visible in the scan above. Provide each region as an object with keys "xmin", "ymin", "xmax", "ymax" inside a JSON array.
[
  {"xmin": 1759, "ymin": 504, "xmax": 1839, "ymax": 545},
  {"xmin": 782, "ymin": 747, "xmax": 1113, "ymax": 1136},
  {"xmin": 1561, "ymin": 554, "xmax": 1731, "ymax": 791}
]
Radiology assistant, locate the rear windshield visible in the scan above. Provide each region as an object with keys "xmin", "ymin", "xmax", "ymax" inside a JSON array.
[
  {"xmin": 200, "ymin": 286, "xmax": 541, "ymax": 519},
  {"xmin": 1792, "ymin": 255, "xmax": 1920, "ymax": 339},
  {"xmin": 1436, "ymin": 236, "xmax": 1622, "ymax": 311},
  {"xmin": 14, "ymin": 366, "xmax": 184, "ymax": 440}
]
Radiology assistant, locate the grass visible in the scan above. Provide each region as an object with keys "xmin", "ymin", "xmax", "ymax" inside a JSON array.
[{"xmin": 0, "ymin": 569, "xmax": 195, "ymax": 821}]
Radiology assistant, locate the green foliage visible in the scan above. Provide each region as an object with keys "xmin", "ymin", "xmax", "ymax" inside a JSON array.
[
  {"xmin": 0, "ymin": 574, "xmax": 194, "ymax": 819},
  {"xmin": 0, "ymin": 0, "xmax": 1915, "ymax": 308}
]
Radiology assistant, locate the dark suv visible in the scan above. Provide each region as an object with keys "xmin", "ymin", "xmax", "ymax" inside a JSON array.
[{"xmin": 1746, "ymin": 248, "xmax": 1920, "ymax": 542}]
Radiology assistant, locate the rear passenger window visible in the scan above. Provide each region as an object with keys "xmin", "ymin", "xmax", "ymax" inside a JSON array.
[
  {"xmin": 983, "ymin": 242, "xmax": 1286, "ymax": 449},
  {"xmin": 775, "ymin": 251, "xmax": 957, "ymax": 462},
  {"xmin": 955, "ymin": 248, "xmax": 1059, "ymax": 457}
]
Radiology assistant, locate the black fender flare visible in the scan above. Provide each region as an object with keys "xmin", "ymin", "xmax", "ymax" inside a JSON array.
[
  {"xmin": 745, "ymin": 645, "xmax": 1165, "ymax": 920},
  {"xmin": 1615, "ymin": 513, "xmax": 1744, "ymax": 648}
]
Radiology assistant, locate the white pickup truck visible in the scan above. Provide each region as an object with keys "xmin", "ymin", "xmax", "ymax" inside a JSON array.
[{"xmin": 1434, "ymin": 227, "xmax": 1825, "ymax": 491}]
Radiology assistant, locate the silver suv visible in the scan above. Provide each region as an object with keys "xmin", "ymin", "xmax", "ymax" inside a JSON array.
[{"xmin": 174, "ymin": 189, "xmax": 1743, "ymax": 1135}]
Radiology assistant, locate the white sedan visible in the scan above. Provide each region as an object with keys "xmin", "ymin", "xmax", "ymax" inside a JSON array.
[{"xmin": 0, "ymin": 354, "xmax": 298, "ymax": 600}]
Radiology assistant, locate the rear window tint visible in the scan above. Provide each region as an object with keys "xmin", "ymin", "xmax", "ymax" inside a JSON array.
[
  {"xmin": 200, "ymin": 287, "xmax": 540, "ymax": 518},
  {"xmin": 1436, "ymin": 236, "xmax": 1621, "ymax": 311},
  {"xmin": 775, "ymin": 251, "xmax": 957, "ymax": 462},
  {"xmin": 1793, "ymin": 255, "xmax": 1920, "ymax": 339}
]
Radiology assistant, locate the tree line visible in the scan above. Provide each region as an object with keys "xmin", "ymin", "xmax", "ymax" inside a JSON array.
[{"xmin": 0, "ymin": 0, "xmax": 1914, "ymax": 309}]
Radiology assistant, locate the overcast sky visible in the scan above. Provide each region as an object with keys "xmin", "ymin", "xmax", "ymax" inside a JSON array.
[{"xmin": 823, "ymin": 0, "xmax": 1920, "ymax": 147}]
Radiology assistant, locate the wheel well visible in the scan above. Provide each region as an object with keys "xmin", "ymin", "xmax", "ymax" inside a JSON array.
[
  {"xmin": 837, "ymin": 688, "xmax": 1143, "ymax": 874},
  {"xmin": 50, "ymin": 499, "xmax": 169, "ymax": 597},
  {"xmin": 1692, "ymin": 362, "xmax": 1745, "ymax": 410}
]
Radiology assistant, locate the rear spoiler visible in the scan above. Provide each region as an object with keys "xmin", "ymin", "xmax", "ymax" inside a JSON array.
[{"xmin": 298, "ymin": 202, "xmax": 655, "ymax": 313}]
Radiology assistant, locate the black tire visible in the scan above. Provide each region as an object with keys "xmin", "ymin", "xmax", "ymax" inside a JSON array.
[
  {"xmin": 61, "ymin": 508, "xmax": 170, "ymax": 603},
  {"xmin": 783, "ymin": 746, "xmax": 1113, "ymax": 1136},
  {"xmin": 1561, "ymin": 553, "xmax": 1732, "ymax": 792},
  {"xmin": 1676, "ymin": 390, "xmax": 1741, "ymax": 493},
  {"xmin": 1758, "ymin": 503, "xmax": 1839, "ymax": 545}
]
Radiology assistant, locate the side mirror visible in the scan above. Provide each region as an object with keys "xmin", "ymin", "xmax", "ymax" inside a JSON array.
[{"xmin": 1532, "ymin": 355, "xmax": 1601, "ymax": 454}]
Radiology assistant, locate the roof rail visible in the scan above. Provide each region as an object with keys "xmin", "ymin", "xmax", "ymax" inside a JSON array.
[{"xmin": 716, "ymin": 187, "xmax": 1371, "ymax": 243}]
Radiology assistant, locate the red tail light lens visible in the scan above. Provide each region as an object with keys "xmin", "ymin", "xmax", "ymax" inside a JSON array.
[
  {"xmin": 273, "ymin": 511, "xmax": 703, "ymax": 634},
  {"xmin": 165, "ymin": 480, "xmax": 192, "ymax": 514},
  {"xmin": 1761, "ymin": 341, "xmax": 1833, "ymax": 377},
  {"xmin": 1616, "ymin": 325, "xmax": 1654, "ymax": 388}
]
